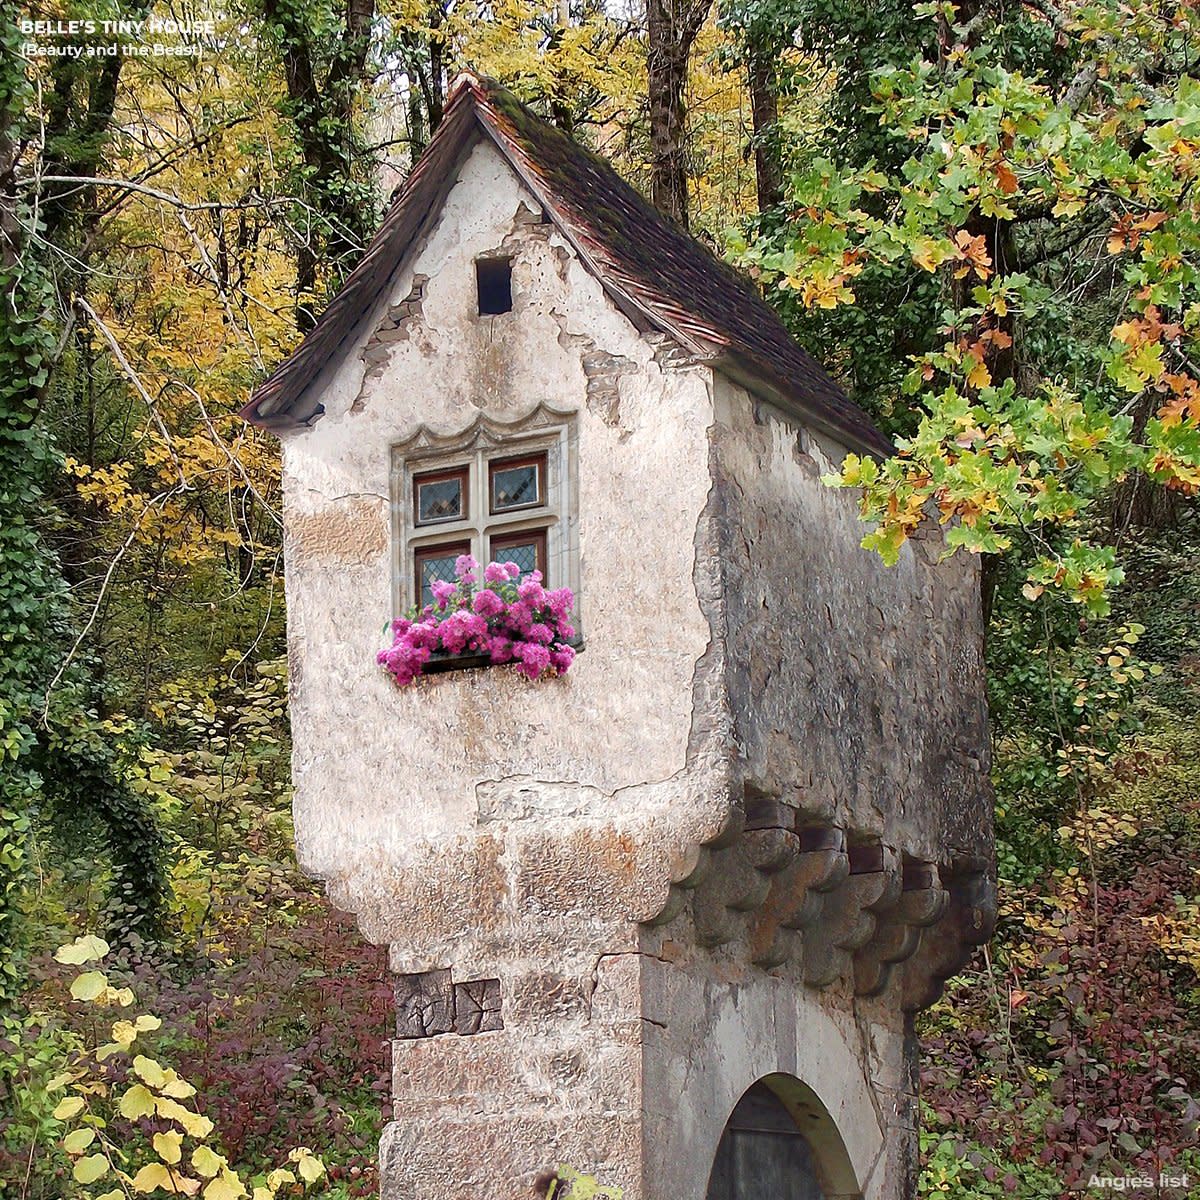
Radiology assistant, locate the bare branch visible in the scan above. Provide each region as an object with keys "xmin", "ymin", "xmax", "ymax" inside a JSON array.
[
  {"xmin": 74, "ymin": 296, "xmax": 191, "ymax": 490},
  {"xmin": 40, "ymin": 483, "xmax": 189, "ymax": 721}
]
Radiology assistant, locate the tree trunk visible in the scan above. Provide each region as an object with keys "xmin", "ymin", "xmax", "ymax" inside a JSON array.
[
  {"xmin": 1110, "ymin": 391, "xmax": 1181, "ymax": 533},
  {"xmin": 748, "ymin": 49, "xmax": 782, "ymax": 212},
  {"xmin": 263, "ymin": 0, "xmax": 377, "ymax": 326},
  {"xmin": 401, "ymin": 0, "xmax": 447, "ymax": 159},
  {"xmin": 646, "ymin": 0, "xmax": 711, "ymax": 228}
]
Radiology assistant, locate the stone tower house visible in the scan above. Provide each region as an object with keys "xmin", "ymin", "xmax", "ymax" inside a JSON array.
[{"xmin": 242, "ymin": 74, "xmax": 995, "ymax": 1200}]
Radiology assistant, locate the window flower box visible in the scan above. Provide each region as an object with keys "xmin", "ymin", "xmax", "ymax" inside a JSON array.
[
  {"xmin": 421, "ymin": 649, "xmax": 495, "ymax": 675},
  {"xmin": 378, "ymin": 555, "xmax": 577, "ymax": 688}
]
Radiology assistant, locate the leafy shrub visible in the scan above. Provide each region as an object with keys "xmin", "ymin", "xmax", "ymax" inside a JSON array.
[{"xmin": 11, "ymin": 934, "xmax": 327, "ymax": 1200}]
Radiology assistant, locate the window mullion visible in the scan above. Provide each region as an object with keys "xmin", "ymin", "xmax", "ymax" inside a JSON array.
[{"xmin": 473, "ymin": 449, "xmax": 487, "ymax": 565}]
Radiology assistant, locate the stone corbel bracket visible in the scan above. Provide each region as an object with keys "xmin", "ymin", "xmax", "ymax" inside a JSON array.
[
  {"xmin": 802, "ymin": 842, "xmax": 904, "ymax": 988},
  {"xmin": 643, "ymin": 797, "xmax": 996, "ymax": 1012},
  {"xmin": 747, "ymin": 825, "xmax": 849, "ymax": 969},
  {"xmin": 851, "ymin": 860, "xmax": 949, "ymax": 998},
  {"xmin": 894, "ymin": 856, "xmax": 996, "ymax": 1012}
]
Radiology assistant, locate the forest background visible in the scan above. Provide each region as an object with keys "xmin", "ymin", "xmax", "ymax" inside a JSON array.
[{"xmin": 1, "ymin": 0, "xmax": 1199, "ymax": 1195}]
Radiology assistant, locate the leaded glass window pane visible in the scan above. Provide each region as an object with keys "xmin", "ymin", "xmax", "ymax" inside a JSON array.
[
  {"xmin": 419, "ymin": 551, "xmax": 462, "ymax": 607},
  {"xmin": 491, "ymin": 457, "xmax": 542, "ymax": 512},
  {"xmin": 489, "ymin": 529, "xmax": 545, "ymax": 580},
  {"xmin": 499, "ymin": 540, "xmax": 537, "ymax": 576},
  {"xmin": 415, "ymin": 469, "xmax": 466, "ymax": 524}
]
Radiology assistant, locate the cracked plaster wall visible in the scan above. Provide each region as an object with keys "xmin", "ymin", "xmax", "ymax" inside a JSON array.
[
  {"xmin": 709, "ymin": 375, "xmax": 992, "ymax": 864},
  {"xmin": 281, "ymin": 140, "xmax": 733, "ymax": 956}
]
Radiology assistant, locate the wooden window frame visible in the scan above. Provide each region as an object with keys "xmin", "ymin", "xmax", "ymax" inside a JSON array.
[
  {"xmin": 488, "ymin": 452, "xmax": 546, "ymax": 515},
  {"xmin": 413, "ymin": 465, "xmax": 469, "ymax": 527},
  {"xmin": 414, "ymin": 539, "xmax": 472, "ymax": 607},
  {"xmin": 488, "ymin": 527, "xmax": 547, "ymax": 579}
]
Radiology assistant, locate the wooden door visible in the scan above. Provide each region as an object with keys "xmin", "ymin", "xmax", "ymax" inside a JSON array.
[{"xmin": 705, "ymin": 1082, "xmax": 827, "ymax": 1200}]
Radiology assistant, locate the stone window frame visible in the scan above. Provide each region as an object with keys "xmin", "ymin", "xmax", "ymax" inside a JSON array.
[{"xmin": 390, "ymin": 405, "xmax": 579, "ymax": 624}]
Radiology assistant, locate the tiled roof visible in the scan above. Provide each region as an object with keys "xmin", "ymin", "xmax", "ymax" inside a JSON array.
[{"xmin": 241, "ymin": 75, "xmax": 891, "ymax": 457}]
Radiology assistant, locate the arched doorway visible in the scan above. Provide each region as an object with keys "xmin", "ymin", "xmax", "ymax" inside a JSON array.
[{"xmin": 705, "ymin": 1077, "xmax": 858, "ymax": 1200}]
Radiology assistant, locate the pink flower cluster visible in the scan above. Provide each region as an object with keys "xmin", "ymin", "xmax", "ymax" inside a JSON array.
[{"xmin": 377, "ymin": 555, "xmax": 576, "ymax": 687}]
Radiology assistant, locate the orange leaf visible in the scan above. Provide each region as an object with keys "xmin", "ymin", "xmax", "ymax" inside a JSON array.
[
  {"xmin": 1111, "ymin": 319, "xmax": 1144, "ymax": 345},
  {"xmin": 996, "ymin": 162, "xmax": 1019, "ymax": 194}
]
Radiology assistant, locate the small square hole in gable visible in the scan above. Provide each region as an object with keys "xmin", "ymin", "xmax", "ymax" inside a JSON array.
[{"xmin": 476, "ymin": 257, "xmax": 513, "ymax": 315}]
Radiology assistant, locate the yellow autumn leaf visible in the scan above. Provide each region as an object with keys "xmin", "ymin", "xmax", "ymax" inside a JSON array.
[
  {"xmin": 192, "ymin": 1145, "xmax": 225, "ymax": 1178},
  {"xmin": 133, "ymin": 1055, "xmax": 169, "ymax": 1087},
  {"xmin": 119, "ymin": 1084, "xmax": 158, "ymax": 1120},
  {"xmin": 288, "ymin": 1148, "xmax": 325, "ymax": 1183},
  {"xmin": 70, "ymin": 971, "xmax": 109, "ymax": 1002},
  {"xmin": 63, "ymin": 1128, "xmax": 96, "ymax": 1154},
  {"xmin": 264, "ymin": 1169, "xmax": 295, "ymax": 1190},
  {"xmin": 911, "ymin": 237, "xmax": 952, "ymax": 273},
  {"xmin": 203, "ymin": 1169, "xmax": 247, "ymax": 1200},
  {"xmin": 1051, "ymin": 194, "xmax": 1086, "ymax": 217},
  {"xmin": 966, "ymin": 358, "xmax": 992, "ymax": 389},
  {"xmin": 800, "ymin": 270, "xmax": 856, "ymax": 310},
  {"xmin": 159, "ymin": 1097, "xmax": 214, "ymax": 1138},
  {"xmin": 155, "ymin": 1131, "xmax": 184, "ymax": 1165},
  {"xmin": 55, "ymin": 935, "xmax": 110, "ymax": 965},
  {"xmin": 74, "ymin": 1153, "xmax": 109, "ymax": 1184},
  {"xmin": 112, "ymin": 1020, "xmax": 139, "ymax": 1046},
  {"xmin": 161, "ymin": 1077, "xmax": 198, "ymax": 1099},
  {"xmin": 133, "ymin": 1163, "xmax": 178, "ymax": 1193},
  {"xmin": 53, "ymin": 1095, "xmax": 85, "ymax": 1120},
  {"xmin": 838, "ymin": 453, "xmax": 864, "ymax": 486},
  {"xmin": 298, "ymin": 1155, "xmax": 324, "ymax": 1184}
]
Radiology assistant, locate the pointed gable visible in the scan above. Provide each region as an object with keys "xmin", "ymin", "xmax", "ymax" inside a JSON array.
[{"xmin": 241, "ymin": 74, "xmax": 890, "ymax": 458}]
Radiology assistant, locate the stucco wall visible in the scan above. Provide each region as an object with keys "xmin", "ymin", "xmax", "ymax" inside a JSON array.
[
  {"xmin": 708, "ymin": 374, "xmax": 992, "ymax": 865},
  {"xmin": 281, "ymin": 139, "xmax": 734, "ymax": 950}
]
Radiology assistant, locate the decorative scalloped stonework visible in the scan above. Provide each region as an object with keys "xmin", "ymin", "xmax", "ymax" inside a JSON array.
[{"xmin": 645, "ymin": 801, "xmax": 995, "ymax": 1013}]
